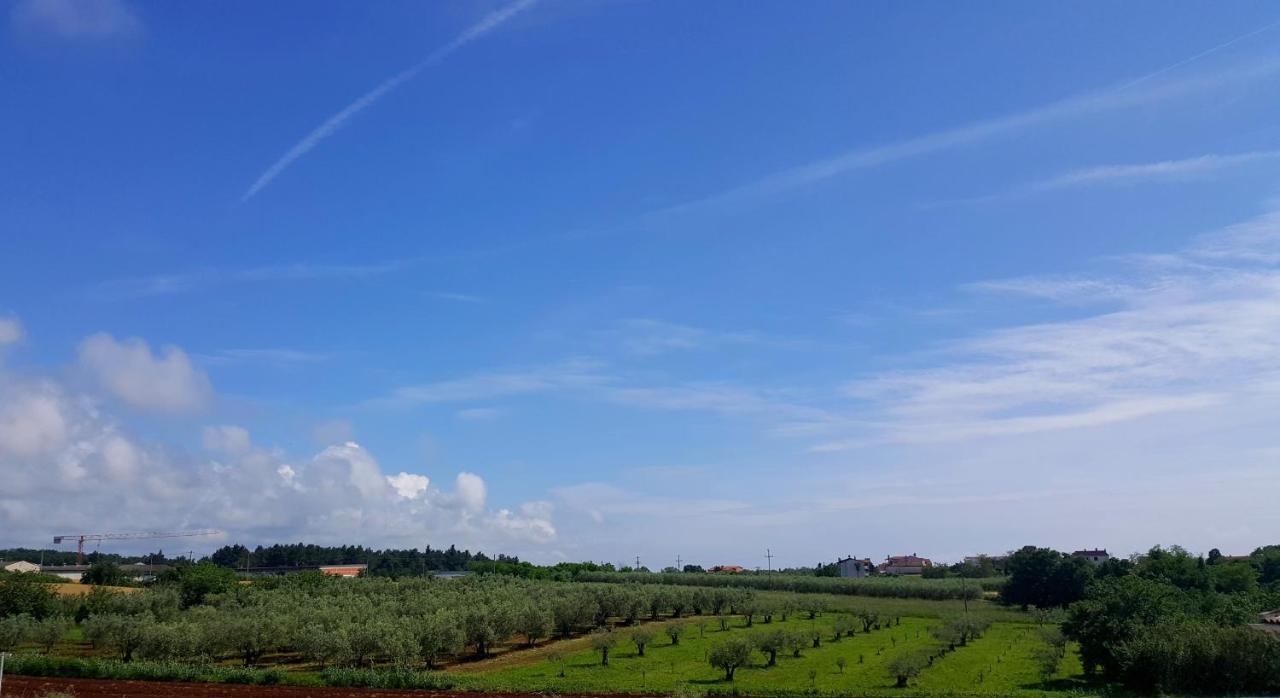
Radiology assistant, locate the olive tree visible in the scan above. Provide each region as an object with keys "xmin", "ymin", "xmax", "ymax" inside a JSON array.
[
  {"xmin": 785, "ymin": 629, "xmax": 807, "ymax": 658},
  {"xmin": 708, "ymin": 635, "xmax": 753, "ymax": 681},
  {"xmin": 417, "ymin": 610, "xmax": 462, "ymax": 669},
  {"xmin": 753, "ymin": 628, "xmax": 787, "ymax": 667},
  {"xmin": 665, "ymin": 622, "xmax": 686, "ymax": 646},
  {"xmin": 590, "ymin": 629, "xmax": 618, "ymax": 665},
  {"xmin": 85, "ymin": 613, "xmax": 151, "ymax": 661},
  {"xmin": 630, "ymin": 627, "xmax": 654, "ymax": 657},
  {"xmin": 516, "ymin": 603, "xmax": 551, "ymax": 646},
  {"xmin": 887, "ymin": 650, "xmax": 929, "ymax": 688}
]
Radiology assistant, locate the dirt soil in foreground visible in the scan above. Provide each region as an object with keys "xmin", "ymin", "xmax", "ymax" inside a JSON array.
[{"xmin": 1, "ymin": 676, "xmax": 651, "ymax": 698}]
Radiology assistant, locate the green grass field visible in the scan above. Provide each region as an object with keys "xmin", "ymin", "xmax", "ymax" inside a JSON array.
[{"xmin": 465, "ymin": 613, "xmax": 1089, "ymax": 696}]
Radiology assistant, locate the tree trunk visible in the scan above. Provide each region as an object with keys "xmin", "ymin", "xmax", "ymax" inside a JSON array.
[
  {"xmin": 896, "ymin": 676, "xmax": 908, "ymax": 688},
  {"xmin": 767, "ymin": 650, "xmax": 777, "ymax": 667}
]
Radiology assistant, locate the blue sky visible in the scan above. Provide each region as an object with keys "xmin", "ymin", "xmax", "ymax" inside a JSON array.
[{"xmin": 4, "ymin": 0, "xmax": 1280, "ymax": 567}]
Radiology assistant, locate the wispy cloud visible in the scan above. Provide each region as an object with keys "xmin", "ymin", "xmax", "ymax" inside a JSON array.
[
  {"xmin": 428, "ymin": 292, "xmax": 485, "ymax": 304},
  {"xmin": 605, "ymin": 319, "xmax": 774, "ymax": 356},
  {"xmin": 93, "ymin": 258, "xmax": 416, "ymax": 300},
  {"xmin": 457, "ymin": 407, "xmax": 502, "ymax": 421},
  {"xmin": 653, "ymin": 54, "xmax": 1280, "ymax": 218},
  {"xmin": 1114, "ymin": 18, "xmax": 1280, "ymax": 91},
  {"xmin": 1029, "ymin": 150, "xmax": 1280, "ymax": 191},
  {"xmin": 816, "ymin": 205, "xmax": 1280, "ymax": 450},
  {"xmin": 10, "ymin": 0, "xmax": 141, "ymax": 40},
  {"xmin": 241, "ymin": 0, "xmax": 537, "ymax": 202},
  {"xmin": 923, "ymin": 150, "xmax": 1280, "ymax": 209},
  {"xmin": 366, "ymin": 359, "xmax": 608, "ymax": 408},
  {"xmin": 198, "ymin": 348, "xmax": 330, "ymax": 366}
]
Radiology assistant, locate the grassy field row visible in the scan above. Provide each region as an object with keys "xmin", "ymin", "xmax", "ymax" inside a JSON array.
[{"xmin": 463, "ymin": 613, "xmax": 1086, "ymax": 696}]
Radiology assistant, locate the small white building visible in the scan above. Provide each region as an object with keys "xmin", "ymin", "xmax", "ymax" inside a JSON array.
[
  {"xmin": 835, "ymin": 556, "xmax": 871, "ymax": 578},
  {"xmin": 39, "ymin": 564, "xmax": 90, "ymax": 581},
  {"xmin": 1072, "ymin": 549, "xmax": 1110, "ymax": 566},
  {"xmin": 2, "ymin": 560, "xmax": 41, "ymax": 574}
]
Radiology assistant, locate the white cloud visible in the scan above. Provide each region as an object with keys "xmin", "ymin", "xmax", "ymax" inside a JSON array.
[
  {"xmin": 10, "ymin": 0, "xmax": 141, "ymax": 40},
  {"xmin": 455, "ymin": 472, "xmax": 487, "ymax": 512},
  {"xmin": 77, "ymin": 333, "xmax": 212, "ymax": 412},
  {"xmin": 0, "ymin": 362, "xmax": 556, "ymax": 552},
  {"xmin": 0, "ymin": 382, "xmax": 68, "ymax": 458},
  {"xmin": 387, "ymin": 472, "xmax": 430, "ymax": 500},
  {"xmin": 0, "ymin": 317, "xmax": 24, "ymax": 346},
  {"xmin": 202, "ymin": 425, "xmax": 251, "ymax": 455}
]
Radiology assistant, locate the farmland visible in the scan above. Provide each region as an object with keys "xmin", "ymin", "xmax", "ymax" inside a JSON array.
[
  {"xmin": 5, "ymin": 544, "xmax": 1280, "ymax": 696},
  {"xmin": 1, "ymin": 570, "xmax": 1083, "ymax": 696}
]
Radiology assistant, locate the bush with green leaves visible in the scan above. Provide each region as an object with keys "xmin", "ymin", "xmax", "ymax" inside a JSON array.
[
  {"xmin": 30, "ymin": 616, "xmax": 69, "ymax": 653},
  {"xmin": 0, "ymin": 574, "xmax": 58, "ymax": 619},
  {"xmin": 0, "ymin": 613, "xmax": 32, "ymax": 651}
]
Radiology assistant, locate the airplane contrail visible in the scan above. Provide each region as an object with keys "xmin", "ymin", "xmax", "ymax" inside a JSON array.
[{"xmin": 241, "ymin": 0, "xmax": 538, "ymax": 202}]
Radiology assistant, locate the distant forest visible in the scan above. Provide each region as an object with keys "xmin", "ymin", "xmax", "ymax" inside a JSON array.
[
  {"xmin": 207, "ymin": 543, "xmax": 518, "ymax": 575},
  {"xmin": 1, "ymin": 543, "xmax": 518, "ymax": 576},
  {"xmin": 0, "ymin": 548, "xmax": 172, "ymax": 566}
]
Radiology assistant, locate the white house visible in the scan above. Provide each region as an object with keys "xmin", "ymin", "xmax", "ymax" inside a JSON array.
[
  {"xmin": 39, "ymin": 564, "xmax": 89, "ymax": 581},
  {"xmin": 835, "ymin": 556, "xmax": 871, "ymax": 578},
  {"xmin": 2, "ymin": 560, "xmax": 41, "ymax": 574},
  {"xmin": 1072, "ymin": 549, "xmax": 1110, "ymax": 565}
]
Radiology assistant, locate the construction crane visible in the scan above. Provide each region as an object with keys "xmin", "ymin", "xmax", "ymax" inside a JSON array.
[{"xmin": 53, "ymin": 530, "xmax": 221, "ymax": 564}]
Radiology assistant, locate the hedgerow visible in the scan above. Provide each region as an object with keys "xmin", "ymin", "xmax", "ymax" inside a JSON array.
[{"xmin": 574, "ymin": 572, "xmax": 983, "ymax": 600}]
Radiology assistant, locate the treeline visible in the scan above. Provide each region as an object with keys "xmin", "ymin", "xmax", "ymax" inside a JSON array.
[
  {"xmin": 0, "ymin": 548, "xmax": 173, "ymax": 566},
  {"xmin": 208, "ymin": 543, "xmax": 516, "ymax": 576},
  {"xmin": 1003, "ymin": 544, "xmax": 1280, "ymax": 695},
  {"xmin": 573, "ymin": 571, "xmax": 983, "ymax": 600}
]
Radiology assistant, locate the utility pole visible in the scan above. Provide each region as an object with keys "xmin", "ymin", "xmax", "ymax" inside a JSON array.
[
  {"xmin": 635, "ymin": 555, "xmax": 641, "ymax": 570},
  {"xmin": 676, "ymin": 554, "xmax": 682, "ymax": 571},
  {"xmin": 1, "ymin": 651, "xmax": 8, "ymax": 698},
  {"xmin": 765, "ymin": 548, "xmax": 774, "ymax": 572}
]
